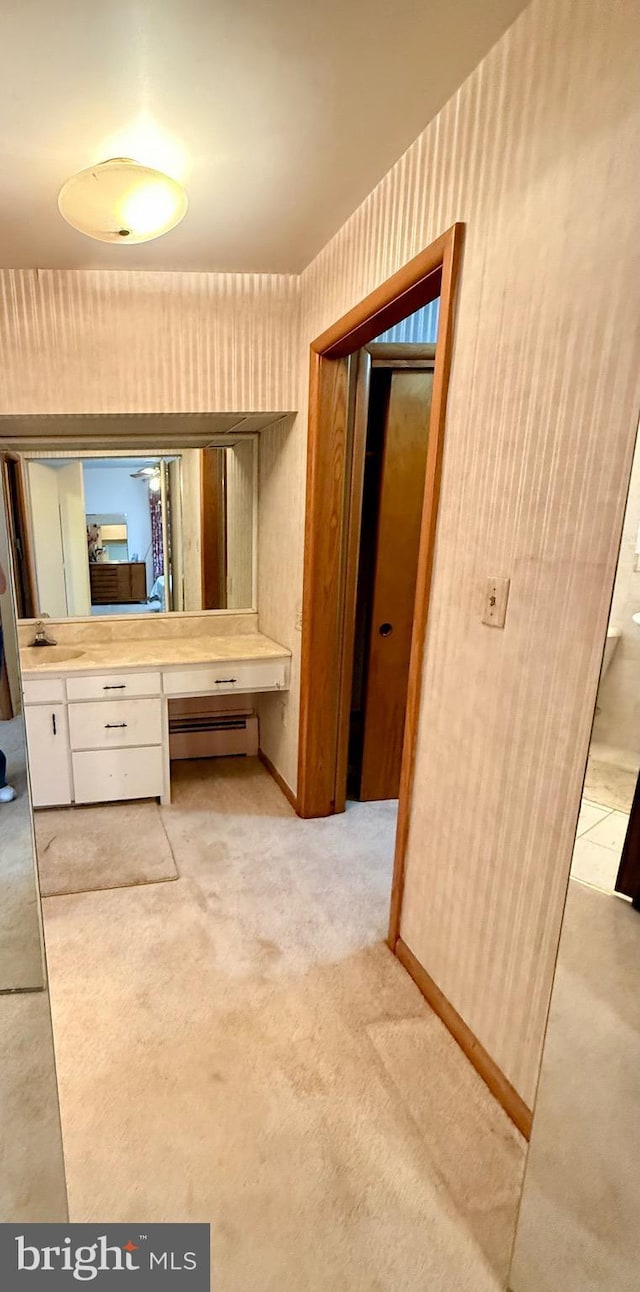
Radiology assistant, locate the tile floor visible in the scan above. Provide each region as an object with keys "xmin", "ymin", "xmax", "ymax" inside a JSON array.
[{"xmin": 571, "ymin": 797, "xmax": 630, "ymax": 893}]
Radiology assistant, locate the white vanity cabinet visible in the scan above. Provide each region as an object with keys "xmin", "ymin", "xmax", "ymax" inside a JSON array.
[
  {"xmin": 23, "ymin": 701, "xmax": 73, "ymax": 808},
  {"xmin": 23, "ymin": 669, "xmax": 165, "ymax": 808},
  {"xmin": 67, "ymin": 671, "xmax": 164, "ymax": 806},
  {"xmin": 22, "ymin": 645, "xmax": 291, "ymax": 809}
]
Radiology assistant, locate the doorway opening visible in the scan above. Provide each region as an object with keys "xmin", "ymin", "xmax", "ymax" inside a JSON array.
[
  {"xmin": 347, "ymin": 337, "xmax": 436, "ymax": 802},
  {"xmin": 297, "ymin": 222, "xmax": 463, "ymax": 926}
]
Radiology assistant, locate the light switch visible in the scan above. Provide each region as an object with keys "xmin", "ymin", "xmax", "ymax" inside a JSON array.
[{"xmin": 482, "ymin": 576, "xmax": 510, "ymax": 629}]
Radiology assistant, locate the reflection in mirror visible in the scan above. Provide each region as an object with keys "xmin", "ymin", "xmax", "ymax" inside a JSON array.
[
  {"xmin": 4, "ymin": 440, "xmax": 257, "ymax": 621},
  {"xmin": 0, "ymin": 520, "xmax": 42, "ymax": 990},
  {"xmin": 509, "ymin": 429, "xmax": 640, "ymax": 1291},
  {"xmin": 0, "ymin": 488, "xmax": 68, "ymax": 1220}
]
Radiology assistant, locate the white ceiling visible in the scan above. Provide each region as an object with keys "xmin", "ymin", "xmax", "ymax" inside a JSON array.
[{"xmin": 1, "ymin": 0, "xmax": 527, "ymax": 273}]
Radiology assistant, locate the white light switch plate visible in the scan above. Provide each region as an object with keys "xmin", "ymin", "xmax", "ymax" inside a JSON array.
[{"xmin": 482, "ymin": 576, "xmax": 510, "ymax": 628}]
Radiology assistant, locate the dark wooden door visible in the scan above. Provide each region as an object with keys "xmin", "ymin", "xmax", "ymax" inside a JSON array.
[
  {"xmin": 201, "ymin": 449, "xmax": 227, "ymax": 609},
  {"xmin": 616, "ymin": 769, "xmax": 640, "ymax": 909},
  {"xmin": 359, "ymin": 368, "xmax": 433, "ymax": 800}
]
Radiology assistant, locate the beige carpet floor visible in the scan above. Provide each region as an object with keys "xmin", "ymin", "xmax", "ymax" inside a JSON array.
[
  {"xmin": 36, "ymin": 800, "xmax": 178, "ymax": 896},
  {"xmin": 42, "ymin": 757, "xmax": 525, "ymax": 1291},
  {"xmin": 0, "ymin": 716, "xmax": 44, "ymax": 991},
  {"xmin": 0, "ymin": 990, "xmax": 68, "ymax": 1221}
]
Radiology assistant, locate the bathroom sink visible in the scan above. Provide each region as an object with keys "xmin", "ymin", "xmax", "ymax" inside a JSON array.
[{"xmin": 22, "ymin": 646, "xmax": 85, "ymax": 663}]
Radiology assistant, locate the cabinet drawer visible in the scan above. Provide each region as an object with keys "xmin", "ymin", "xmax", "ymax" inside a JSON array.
[
  {"xmin": 72, "ymin": 747, "xmax": 163, "ymax": 804},
  {"xmin": 162, "ymin": 659, "xmax": 288, "ymax": 697},
  {"xmin": 66, "ymin": 671, "xmax": 161, "ymax": 701},
  {"xmin": 22, "ymin": 676, "xmax": 66, "ymax": 705},
  {"xmin": 68, "ymin": 698, "xmax": 163, "ymax": 751}
]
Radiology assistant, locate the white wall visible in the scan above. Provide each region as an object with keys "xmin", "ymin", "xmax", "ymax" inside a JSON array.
[
  {"xmin": 26, "ymin": 462, "xmax": 67, "ymax": 618},
  {"xmin": 57, "ymin": 462, "xmax": 91, "ymax": 616},
  {"xmin": 83, "ymin": 466, "xmax": 154, "ymax": 596},
  {"xmin": 180, "ymin": 450, "xmax": 203, "ymax": 612},
  {"xmin": 226, "ymin": 441, "xmax": 255, "ymax": 609}
]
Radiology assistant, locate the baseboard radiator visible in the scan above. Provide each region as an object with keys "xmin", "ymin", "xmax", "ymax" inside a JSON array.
[{"xmin": 168, "ymin": 696, "xmax": 259, "ymax": 760}]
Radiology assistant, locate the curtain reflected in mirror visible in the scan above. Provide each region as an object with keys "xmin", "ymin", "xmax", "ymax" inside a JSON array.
[{"xmin": 3, "ymin": 441, "xmax": 257, "ymax": 623}]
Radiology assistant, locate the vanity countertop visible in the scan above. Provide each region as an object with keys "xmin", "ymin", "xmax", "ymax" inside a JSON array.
[{"xmin": 20, "ymin": 632, "xmax": 291, "ymax": 676}]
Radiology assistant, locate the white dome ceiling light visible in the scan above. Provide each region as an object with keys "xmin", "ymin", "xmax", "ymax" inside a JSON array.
[{"xmin": 58, "ymin": 157, "xmax": 188, "ymax": 244}]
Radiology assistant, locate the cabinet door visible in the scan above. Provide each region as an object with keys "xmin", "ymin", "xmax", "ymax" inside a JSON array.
[{"xmin": 24, "ymin": 705, "xmax": 72, "ymax": 807}]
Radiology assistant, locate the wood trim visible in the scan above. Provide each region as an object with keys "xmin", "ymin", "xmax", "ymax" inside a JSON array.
[
  {"xmin": 258, "ymin": 748, "xmax": 299, "ymax": 813},
  {"xmin": 366, "ymin": 342, "xmax": 436, "ymax": 362},
  {"xmin": 297, "ymin": 351, "xmax": 350, "ymax": 816},
  {"xmin": 394, "ymin": 937, "xmax": 533, "ymax": 1139},
  {"xmin": 298, "ymin": 222, "xmax": 463, "ymax": 819},
  {"xmin": 312, "ymin": 234, "xmax": 451, "ymax": 357},
  {"xmin": 333, "ymin": 350, "xmax": 371, "ymax": 814},
  {"xmin": 387, "ymin": 224, "xmax": 463, "ymax": 943},
  {"xmin": 2, "ymin": 453, "xmax": 38, "ymax": 618},
  {"xmin": 0, "ymin": 651, "xmax": 12, "ymax": 721}
]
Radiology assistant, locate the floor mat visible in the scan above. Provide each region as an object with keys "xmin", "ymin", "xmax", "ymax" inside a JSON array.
[{"xmin": 36, "ymin": 800, "xmax": 178, "ymax": 896}]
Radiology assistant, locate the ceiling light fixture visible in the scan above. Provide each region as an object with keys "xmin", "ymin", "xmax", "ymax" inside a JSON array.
[{"xmin": 58, "ymin": 157, "xmax": 188, "ymax": 244}]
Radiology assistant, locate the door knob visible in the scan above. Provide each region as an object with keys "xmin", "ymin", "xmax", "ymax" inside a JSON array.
[{"xmin": 379, "ymin": 622, "xmax": 393, "ymax": 637}]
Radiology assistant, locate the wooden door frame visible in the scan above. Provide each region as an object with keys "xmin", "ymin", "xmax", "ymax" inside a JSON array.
[
  {"xmin": 1, "ymin": 452, "xmax": 38, "ymax": 619},
  {"xmin": 297, "ymin": 224, "xmax": 463, "ymax": 873}
]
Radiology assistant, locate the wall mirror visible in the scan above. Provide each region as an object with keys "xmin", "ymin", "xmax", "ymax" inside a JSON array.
[
  {"xmin": 2, "ymin": 439, "xmax": 258, "ymax": 622},
  {"xmin": 0, "ymin": 494, "xmax": 68, "ymax": 1219},
  {"xmin": 508, "ymin": 427, "xmax": 640, "ymax": 1291}
]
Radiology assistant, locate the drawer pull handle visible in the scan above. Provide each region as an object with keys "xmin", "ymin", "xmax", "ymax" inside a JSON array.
[
  {"xmin": 105, "ymin": 722, "xmax": 128, "ymax": 729},
  {"xmin": 52, "ymin": 713, "xmax": 57, "ymax": 736},
  {"xmin": 103, "ymin": 684, "xmax": 126, "ymax": 690},
  {"xmin": 215, "ymin": 678, "xmax": 237, "ymax": 684}
]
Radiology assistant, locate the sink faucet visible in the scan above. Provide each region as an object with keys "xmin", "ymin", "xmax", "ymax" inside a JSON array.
[{"xmin": 30, "ymin": 620, "xmax": 57, "ymax": 647}]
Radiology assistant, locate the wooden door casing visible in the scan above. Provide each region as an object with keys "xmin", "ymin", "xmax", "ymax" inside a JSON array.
[{"xmin": 297, "ymin": 224, "xmax": 462, "ymax": 819}]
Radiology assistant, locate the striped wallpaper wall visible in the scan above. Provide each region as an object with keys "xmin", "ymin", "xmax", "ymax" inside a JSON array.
[
  {"xmin": 260, "ymin": 0, "xmax": 640, "ymax": 1105},
  {"xmin": 0, "ymin": 270, "xmax": 299, "ymax": 413}
]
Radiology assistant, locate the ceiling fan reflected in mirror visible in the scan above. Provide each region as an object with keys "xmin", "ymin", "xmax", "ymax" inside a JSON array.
[{"xmin": 130, "ymin": 465, "xmax": 162, "ymax": 492}]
